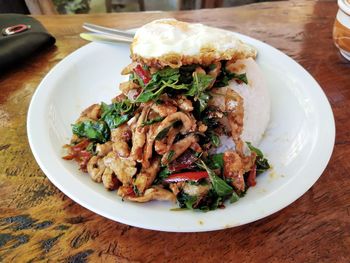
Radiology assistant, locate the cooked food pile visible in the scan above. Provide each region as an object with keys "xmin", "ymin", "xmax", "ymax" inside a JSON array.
[{"xmin": 63, "ymin": 19, "xmax": 271, "ymax": 211}]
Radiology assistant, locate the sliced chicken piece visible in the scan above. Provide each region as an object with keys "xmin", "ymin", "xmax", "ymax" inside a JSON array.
[
  {"xmin": 119, "ymin": 80, "xmax": 140, "ymax": 95},
  {"xmin": 111, "ymin": 124, "xmax": 131, "ymax": 158},
  {"xmin": 126, "ymin": 187, "xmax": 176, "ymax": 203},
  {"xmin": 161, "ymin": 134, "xmax": 197, "ymax": 165},
  {"xmin": 77, "ymin": 104, "xmax": 101, "ymax": 122},
  {"xmin": 103, "ymin": 152, "xmax": 137, "ymax": 186},
  {"xmin": 134, "ymin": 158, "xmax": 161, "ymax": 193},
  {"xmin": 223, "ymin": 151, "xmax": 256, "ymax": 192},
  {"xmin": 226, "ymin": 88, "xmax": 244, "ymax": 154},
  {"xmin": 154, "ymin": 126, "xmax": 180, "ymax": 155},
  {"xmin": 142, "ymin": 123, "xmax": 161, "ymax": 168},
  {"xmin": 121, "ymin": 62, "xmax": 137, "ymax": 75},
  {"xmin": 130, "ymin": 105, "xmax": 151, "ymax": 162},
  {"xmin": 87, "ymin": 156, "xmax": 105, "ymax": 183},
  {"xmin": 156, "ymin": 112, "xmax": 196, "ymax": 135},
  {"xmin": 102, "ymin": 167, "xmax": 119, "ymax": 190},
  {"xmin": 151, "ymin": 102, "xmax": 177, "ymax": 117},
  {"xmin": 183, "ymin": 183, "xmax": 210, "ymax": 197},
  {"xmin": 96, "ymin": 141, "xmax": 113, "ymax": 157},
  {"xmin": 176, "ymin": 96, "xmax": 193, "ymax": 112}
]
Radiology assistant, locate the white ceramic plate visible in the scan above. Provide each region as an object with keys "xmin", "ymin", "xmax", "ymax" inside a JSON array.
[{"xmin": 27, "ymin": 33, "xmax": 335, "ymax": 232}]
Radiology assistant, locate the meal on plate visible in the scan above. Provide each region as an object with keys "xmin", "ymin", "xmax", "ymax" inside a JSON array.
[{"xmin": 63, "ymin": 19, "xmax": 271, "ymax": 211}]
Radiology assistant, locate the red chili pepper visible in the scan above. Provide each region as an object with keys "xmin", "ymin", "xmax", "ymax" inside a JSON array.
[
  {"xmin": 71, "ymin": 139, "xmax": 90, "ymax": 152},
  {"xmin": 164, "ymin": 171, "xmax": 208, "ymax": 183},
  {"xmin": 247, "ymin": 165, "xmax": 257, "ymax": 187},
  {"xmin": 134, "ymin": 64, "xmax": 151, "ymax": 84}
]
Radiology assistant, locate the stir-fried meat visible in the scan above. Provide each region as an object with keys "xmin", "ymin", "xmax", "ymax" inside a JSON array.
[
  {"xmin": 142, "ymin": 123, "xmax": 161, "ymax": 168},
  {"xmin": 156, "ymin": 111, "xmax": 195, "ymax": 135},
  {"xmin": 226, "ymin": 88, "xmax": 244, "ymax": 154},
  {"xmin": 225, "ymin": 59, "xmax": 246, "ymax": 74},
  {"xmin": 198, "ymin": 122, "xmax": 208, "ymax": 133},
  {"xmin": 176, "ymin": 96, "xmax": 193, "ymax": 112},
  {"xmin": 121, "ymin": 62, "xmax": 137, "ymax": 75},
  {"xmin": 183, "ymin": 183, "xmax": 210, "ymax": 197},
  {"xmin": 208, "ymin": 62, "xmax": 222, "ymax": 78},
  {"xmin": 154, "ymin": 127, "xmax": 180, "ymax": 155},
  {"xmin": 96, "ymin": 142, "xmax": 113, "ymax": 157},
  {"xmin": 151, "ymin": 102, "xmax": 177, "ymax": 117},
  {"xmin": 87, "ymin": 156, "xmax": 105, "ymax": 183},
  {"xmin": 119, "ymin": 80, "xmax": 140, "ymax": 95},
  {"xmin": 161, "ymin": 134, "xmax": 197, "ymax": 165},
  {"xmin": 169, "ymin": 182, "xmax": 185, "ymax": 196},
  {"xmin": 190, "ymin": 142, "xmax": 202, "ymax": 153},
  {"xmin": 117, "ymin": 186, "xmax": 134, "ymax": 197},
  {"xmin": 113, "ymin": 93, "xmax": 128, "ymax": 103},
  {"xmin": 130, "ymin": 105, "xmax": 151, "ymax": 162},
  {"xmin": 77, "ymin": 104, "xmax": 101, "ymax": 122},
  {"xmin": 102, "ymin": 167, "xmax": 119, "ymax": 190},
  {"xmin": 103, "ymin": 152, "xmax": 137, "ymax": 186},
  {"xmin": 223, "ymin": 151, "xmax": 256, "ymax": 192},
  {"xmin": 134, "ymin": 158, "xmax": 161, "ymax": 193},
  {"xmin": 194, "ymin": 66, "xmax": 206, "ymax": 75},
  {"xmin": 126, "ymin": 187, "xmax": 176, "ymax": 203},
  {"xmin": 111, "ymin": 124, "xmax": 131, "ymax": 158}
]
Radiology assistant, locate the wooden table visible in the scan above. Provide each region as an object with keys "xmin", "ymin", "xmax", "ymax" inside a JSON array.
[{"xmin": 1, "ymin": 0, "xmax": 349, "ymax": 262}]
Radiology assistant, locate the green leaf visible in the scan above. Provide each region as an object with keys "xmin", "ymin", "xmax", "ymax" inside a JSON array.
[
  {"xmin": 141, "ymin": 116, "xmax": 165, "ymax": 127},
  {"xmin": 155, "ymin": 125, "xmax": 172, "ymax": 141},
  {"xmin": 103, "ymin": 113, "xmax": 130, "ymax": 129},
  {"xmin": 198, "ymin": 92, "xmax": 210, "ymax": 113},
  {"xmin": 246, "ymin": 142, "xmax": 270, "ymax": 175},
  {"xmin": 230, "ymin": 192, "xmax": 240, "ymax": 203},
  {"xmin": 177, "ymin": 192, "xmax": 197, "ymax": 210},
  {"xmin": 208, "ymin": 153, "xmax": 224, "ymax": 170},
  {"xmin": 166, "ymin": 150, "xmax": 176, "ymax": 162},
  {"xmin": 101, "ymin": 100, "xmax": 135, "ymax": 129},
  {"xmin": 209, "ymin": 132, "xmax": 220, "ymax": 147},
  {"xmin": 246, "ymin": 142, "xmax": 263, "ymax": 158},
  {"xmin": 197, "ymin": 160, "xmax": 233, "ymax": 197},
  {"xmin": 233, "ymin": 73, "xmax": 248, "ymax": 84},
  {"xmin": 153, "ymin": 167, "xmax": 172, "ymax": 184},
  {"xmin": 72, "ymin": 120, "xmax": 110, "ymax": 143}
]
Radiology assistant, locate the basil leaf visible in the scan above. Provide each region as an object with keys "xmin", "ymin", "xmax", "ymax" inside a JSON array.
[
  {"xmin": 101, "ymin": 100, "xmax": 135, "ymax": 129},
  {"xmin": 155, "ymin": 167, "xmax": 172, "ymax": 184},
  {"xmin": 177, "ymin": 192, "xmax": 197, "ymax": 210},
  {"xmin": 230, "ymin": 192, "xmax": 240, "ymax": 203},
  {"xmin": 197, "ymin": 160, "xmax": 233, "ymax": 197},
  {"xmin": 256, "ymin": 158, "xmax": 270, "ymax": 175},
  {"xmin": 136, "ymin": 90, "xmax": 157, "ymax": 103},
  {"xmin": 246, "ymin": 142, "xmax": 270, "ymax": 175},
  {"xmin": 103, "ymin": 113, "xmax": 130, "ymax": 129},
  {"xmin": 166, "ymin": 150, "xmax": 176, "ymax": 162},
  {"xmin": 198, "ymin": 92, "xmax": 210, "ymax": 113},
  {"xmin": 72, "ymin": 120, "xmax": 109, "ymax": 143},
  {"xmin": 141, "ymin": 116, "xmax": 165, "ymax": 127},
  {"xmin": 209, "ymin": 132, "xmax": 220, "ymax": 147},
  {"xmin": 233, "ymin": 73, "xmax": 248, "ymax": 84},
  {"xmin": 208, "ymin": 153, "xmax": 224, "ymax": 170},
  {"xmin": 246, "ymin": 142, "xmax": 263, "ymax": 158},
  {"xmin": 155, "ymin": 126, "xmax": 171, "ymax": 141}
]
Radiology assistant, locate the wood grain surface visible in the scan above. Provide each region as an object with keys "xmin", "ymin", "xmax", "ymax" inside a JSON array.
[{"xmin": 1, "ymin": 0, "xmax": 349, "ymax": 262}]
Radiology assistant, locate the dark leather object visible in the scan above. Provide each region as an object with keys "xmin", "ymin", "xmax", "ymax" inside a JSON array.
[{"xmin": 0, "ymin": 14, "xmax": 55, "ymax": 72}]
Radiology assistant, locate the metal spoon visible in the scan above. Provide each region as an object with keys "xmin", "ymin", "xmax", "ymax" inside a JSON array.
[{"xmin": 80, "ymin": 22, "xmax": 134, "ymax": 44}]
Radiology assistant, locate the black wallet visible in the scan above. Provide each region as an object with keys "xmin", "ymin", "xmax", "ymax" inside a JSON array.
[{"xmin": 0, "ymin": 14, "xmax": 56, "ymax": 73}]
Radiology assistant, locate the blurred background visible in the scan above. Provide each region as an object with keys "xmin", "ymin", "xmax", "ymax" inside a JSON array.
[{"xmin": 0, "ymin": 0, "xmax": 282, "ymax": 14}]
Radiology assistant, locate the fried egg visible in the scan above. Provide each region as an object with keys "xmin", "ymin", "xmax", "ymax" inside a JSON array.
[{"xmin": 131, "ymin": 19, "xmax": 257, "ymax": 67}]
